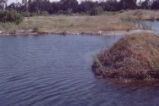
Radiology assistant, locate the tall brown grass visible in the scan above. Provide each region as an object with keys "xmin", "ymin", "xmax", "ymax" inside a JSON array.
[{"xmin": 93, "ymin": 33, "xmax": 159, "ymax": 82}]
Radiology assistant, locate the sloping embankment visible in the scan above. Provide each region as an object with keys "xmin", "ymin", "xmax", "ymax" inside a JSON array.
[{"xmin": 92, "ymin": 33, "xmax": 159, "ymax": 82}]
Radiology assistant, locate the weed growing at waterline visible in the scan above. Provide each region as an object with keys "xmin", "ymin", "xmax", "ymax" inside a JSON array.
[
  {"xmin": 120, "ymin": 15, "xmax": 152, "ymax": 30},
  {"xmin": 137, "ymin": 21, "xmax": 152, "ymax": 30},
  {"xmin": 33, "ymin": 27, "xmax": 39, "ymax": 32},
  {"xmin": 0, "ymin": 22, "xmax": 17, "ymax": 32}
]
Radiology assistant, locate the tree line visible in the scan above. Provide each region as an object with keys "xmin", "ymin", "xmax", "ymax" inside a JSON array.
[{"xmin": 1, "ymin": 0, "xmax": 159, "ymax": 15}]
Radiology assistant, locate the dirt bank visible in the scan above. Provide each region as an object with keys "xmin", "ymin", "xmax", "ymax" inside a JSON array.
[{"xmin": 92, "ymin": 33, "xmax": 159, "ymax": 82}]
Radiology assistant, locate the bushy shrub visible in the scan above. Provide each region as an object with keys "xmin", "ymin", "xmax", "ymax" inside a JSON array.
[{"xmin": 0, "ymin": 10, "xmax": 23, "ymax": 24}]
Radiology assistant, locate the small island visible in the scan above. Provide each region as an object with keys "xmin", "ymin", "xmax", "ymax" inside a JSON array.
[{"xmin": 92, "ymin": 33, "xmax": 159, "ymax": 82}]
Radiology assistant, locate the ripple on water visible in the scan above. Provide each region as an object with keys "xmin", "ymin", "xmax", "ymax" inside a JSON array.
[{"xmin": 0, "ymin": 35, "xmax": 158, "ymax": 106}]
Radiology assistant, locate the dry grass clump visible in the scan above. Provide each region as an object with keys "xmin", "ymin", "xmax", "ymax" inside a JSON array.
[{"xmin": 93, "ymin": 33, "xmax": 159, "ymax": 81}]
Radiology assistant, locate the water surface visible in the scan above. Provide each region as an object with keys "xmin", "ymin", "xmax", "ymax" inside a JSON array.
[
  {"xmin": 0, "ymin": 35, "xmax": 159, "ymax": 106},
  {"xmin": 145, "ymin": 21, "xmax": 159, "ymax": 34}
]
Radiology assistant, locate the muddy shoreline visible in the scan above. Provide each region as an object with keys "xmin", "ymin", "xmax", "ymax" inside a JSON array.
[{"xmin": 0, "ymin": 29, "xmax": 154, "ymax": 36}]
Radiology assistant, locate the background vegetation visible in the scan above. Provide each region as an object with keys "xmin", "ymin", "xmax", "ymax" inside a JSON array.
[
  {"xmin": 0, "ymin": 0, "xmax": 158, "ymax": 16},
  {"xmin": 0, "ymin": 0, "xmax": 157, "ymax": 34},
  {"xmin": 0, "ymin": 10, "xmax": 23, "ymax": 24}
]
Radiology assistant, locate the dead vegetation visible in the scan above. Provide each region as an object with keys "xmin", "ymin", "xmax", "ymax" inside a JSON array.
[
  {"xmin": 119, "ymin": 10, "xmax": 159, "ymax": 21},
  {"xmin": 0, "ymin": 10, "xmax": 158, "ymax": 35},
  {"xmin": 92, "ymin": 33, "xmax": 159, "ymax": 82},
  {"xmin": 0, "ymin": 11, "xmax": 138, "ymax": 35}
]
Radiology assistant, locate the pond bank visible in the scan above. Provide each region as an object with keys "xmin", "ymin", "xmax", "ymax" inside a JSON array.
[
  {"xmin": 1, "ymin": 10, "xmax": 159, "ymax": 36},
  {"xmin": 0, "ymin": 10, "xmax": 142, "ymax": 36},
  {"xmin": 102, "ymin": 29, "xmax": 154, "ymax": 36},
  {"xmin": 0, "ymin": 29, "xmax": 154, "ymax": 36}
]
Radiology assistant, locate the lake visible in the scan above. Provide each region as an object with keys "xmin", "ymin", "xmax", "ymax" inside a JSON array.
[{"xmin": 0, "ymin": 25, "xmax": 159, "ymax": 106}]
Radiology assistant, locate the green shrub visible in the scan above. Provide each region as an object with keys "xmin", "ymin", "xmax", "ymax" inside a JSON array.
[{"xmin": 0, "ymin": 10, "xmax": 23, "ymax": 24}]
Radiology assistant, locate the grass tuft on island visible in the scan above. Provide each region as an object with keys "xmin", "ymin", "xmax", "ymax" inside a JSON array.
[{"xmin": 92, "ymin": 33, "xmax": 159, "ymax": 82}]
